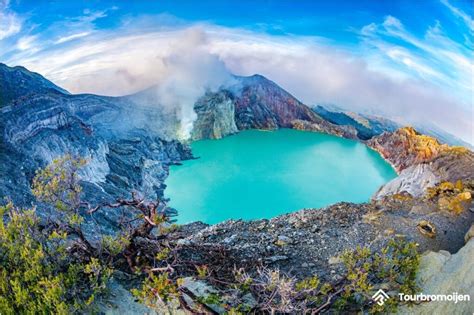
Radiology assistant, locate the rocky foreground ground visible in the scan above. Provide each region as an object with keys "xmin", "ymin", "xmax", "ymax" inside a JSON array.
[{"xmin": 98, "ymin": 196, "xmax": 474, "ymax": 313}]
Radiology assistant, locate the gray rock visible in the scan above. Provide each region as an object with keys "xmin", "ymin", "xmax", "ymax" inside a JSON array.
[
  {"xmin": 374, "ymin": 164, "xmax": 439, "ymax": 199},
  {"xmin": 181, "ymin": 277, "xmax": 225, "ymax": 314},
  {"xmin": 222, "ymin": 234, "xmax": 238, "ymax": 245},
  {"xmin": 397, "ymin": 240, "xmax": 474, "ymax": 314},
  {"xmin": 266, "ymin": 255, "xmax": 289, "ymax": 263},
  {"xmin": 277, "ymin": 235, "xmax": 292, "ymax": 244},
  {"xmin": 328, "ymin": 256, "xmax": 342, "ymax": 265},
  {"xmin": 94, "ymin": 278, "xmax": 158, "ymax": 315},
  {"xmin": 241, "ymin": 293, "xmax": 258, "ymax": 310},
  {"xmin": 465, "ymin": 224, "xmax": 474, "ymax": 243}
]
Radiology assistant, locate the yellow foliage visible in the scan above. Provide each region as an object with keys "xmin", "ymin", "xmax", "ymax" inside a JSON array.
[
  {"xmin": 426, "ymin": 180, "xmax": 472, "ymax": 214},
  {"xmin": 437, "ymin": 191, "xmax": 472, "ymax": 214},
  {"xmin": 392, "ymin": 193, "xmax": 413, "ymax": 202}
]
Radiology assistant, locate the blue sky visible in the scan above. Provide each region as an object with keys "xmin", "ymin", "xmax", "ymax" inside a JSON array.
[{"xmin": 0, "ymin": 0, "xmax": 472, "ymax": 142}]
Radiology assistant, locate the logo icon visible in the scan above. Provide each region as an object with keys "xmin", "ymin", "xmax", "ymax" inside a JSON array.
[{"xmin": 372, "ymin": 289, "xmax": 390, "ymax": 306}]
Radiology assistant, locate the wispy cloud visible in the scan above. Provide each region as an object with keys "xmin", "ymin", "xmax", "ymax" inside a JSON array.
[
  {"xmin": 16, "ymin": 35, "xmax": 38, "ymax": 51},
  {"xmin": 359, "ymin": 15, "xmax": 472, "ymax": 105},
  {"xmin": 48, "ymin": 7, "xmax": 115, "ymax": 44},
  {"xmin": 54, "ymin": 32, "xmax": 91, "ymax": 44},
  {"xmin": 0, "ymin": 0, "xmax": 22, "ymax": 40},
  {"xmin": 440, "ymin": 0, "xmax": 474, "ymax": 32}
]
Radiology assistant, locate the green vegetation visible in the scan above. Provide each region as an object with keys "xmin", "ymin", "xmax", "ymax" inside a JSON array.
[
  {"xmin": 130, "ymin": 239, "xmax": 420, "ymax": 314},
  {"xmin": 340, "ymin": 239, "xmax": 420, "ymax": 313},
  {"xmin": 0, "ymin": 155, "xmax": 167, "ymax": 314},
  {"xmin": 0, "ymin": 155, "xmax": 421, "ymax": 314},
  {"xmin": 131, "ymin": 272, "xmax": 180, "ymax": 312},
  {"xmin": 0, "ymin": 203, "xmax": 109, "ymax": 314},
  {"xmin": 227, "ymin": 239, "xmax": 420, "ymax": 313}
]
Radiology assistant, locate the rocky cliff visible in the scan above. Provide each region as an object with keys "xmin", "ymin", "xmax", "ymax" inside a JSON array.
[
  {"xmin": 0, "ymin": 64, "xmax": 192, "ymax": 233},
  {"xmin": 0, "ymin": 64, "xmax": 351, "ymax": 232},
  {"xmin": 191, "ymin": 75, "xmax": 353, "ymax": 140},
  {"xmin": 0, "ymin": 63, "xmax": 68, "ymax": 108},
  {"xmin": 312, "ymin": 105, "xmax": 398, "ymax": 140},
  {"xmin": 368, "ymin": 127, "xmax": 474, "ymax": 198}
]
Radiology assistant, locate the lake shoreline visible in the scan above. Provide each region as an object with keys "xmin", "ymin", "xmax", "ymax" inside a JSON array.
[{"xmin": 165, "ymin": 128, "xmax": 397, "ymax": 224}]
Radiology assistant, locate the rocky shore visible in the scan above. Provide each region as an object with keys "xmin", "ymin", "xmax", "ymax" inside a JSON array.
[{"xmin": 367, "ymin": 127, "xmax": 474, "ymax": 199}]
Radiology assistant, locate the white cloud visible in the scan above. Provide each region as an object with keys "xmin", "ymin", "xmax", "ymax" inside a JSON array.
[
  {"xmin": 383, "ymin": 15, "xmax": 403, "ymax": 29},
  {"xmin": 0, "ymin": 0, "xmax": 21, "ymax": 40},
  {"xmin": 16, "ymin": 35, "xmax": 38, "ymax": 50},
  {"xmin": 54, "ymin": 32, "xmax": 91, "ymax": 44},
  {"xmin": 360, "ymin": 16, "xmax": 473, "ymax": 106},
  {"xmin": 440, "ymin": 0, "xmax": 474, "ymax": 32},
  {"xmin": 2, "ymin": 13, "xmax": 472, "ymax": 144},
  {"xmin": 77, "ymin": 8, "xmax": 109, "ymax": 23}
]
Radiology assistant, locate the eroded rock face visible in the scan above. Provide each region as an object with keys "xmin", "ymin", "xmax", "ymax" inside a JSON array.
[
  {"xmin": 191, "ymin": 75, "xmax": 350, "ymax": 140},
  {"xmin": 0, "ymin": 65, "xmax": 193, "ymax": 234},
  {"xmin": 291, "ymin": 119, "xmax": 358, "ymax": 139},
  {"xmin": 373, "ymin": 164, "xmax": 439, "ymax": 198},
  {"xmin": 0, "ymin": 63, "xmax": 68, "ymax": 108},
  {"xmin": 191, "ymin": 90, "xmax": 238, "ymax": 140},
  {"xmin": 232, "ymin": 75, "xmax": 320, "ymax": 130},
  {"xmin": 369, "ymin": 127, "xmax": 474, "ymax": 198},
  {"xmin": 367, "ymin": 127, "xmax": 446, "ymax": 172}
]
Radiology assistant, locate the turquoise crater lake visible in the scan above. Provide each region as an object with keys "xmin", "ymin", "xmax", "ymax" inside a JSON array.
[{"xmin": 165, "ymin": 129, "xmax": 396, "ymax": 224}]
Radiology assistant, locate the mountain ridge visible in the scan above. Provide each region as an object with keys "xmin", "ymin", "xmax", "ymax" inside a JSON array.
[
  {"xmin": 0, "ymin": 64, "xmax": 353, "ymax": 232},
  {"xmin": 0, "ymin": 63, "xmax": 472, "ymax": 229}
]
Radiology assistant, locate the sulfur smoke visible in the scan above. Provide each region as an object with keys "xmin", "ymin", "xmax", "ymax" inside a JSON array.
[{"xmin": 155, "ymin": 28, "xmax": 233, "ymax": 139}]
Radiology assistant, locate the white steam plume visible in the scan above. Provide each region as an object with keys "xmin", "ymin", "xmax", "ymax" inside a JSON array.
[{"xmin": 153, "ymin": 28, "xmax": 233, "ymax": 139}]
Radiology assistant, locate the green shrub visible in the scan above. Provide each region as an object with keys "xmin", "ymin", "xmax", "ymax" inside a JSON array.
[
  {"xmin": 131, "ymin": 272, "xmax": 180, "ymax": 312},
  {"xmin": 340, "ymin": 239, "xmax": 420, "ymax": 313},
  {"xmin": 0, "ymin": 204, "xmax": 109, "ymax": 314}
]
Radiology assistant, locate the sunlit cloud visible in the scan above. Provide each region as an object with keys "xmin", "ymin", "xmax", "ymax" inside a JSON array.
[
  {"xmin": 16, "ymin": 35, "xmax": 38, "ymax": 50},
  {"xmin": 359, "ymin": 15, "xmax": 472, "ymax": 105}
]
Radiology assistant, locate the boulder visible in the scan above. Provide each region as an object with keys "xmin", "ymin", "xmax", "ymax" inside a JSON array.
[
  {"xmin": 397, "ymin": 239, "xmax": 474, "ymax": 314},
  {"xmin": 465, "ymin": 224, "xmax": 474, "ymax": 243}
]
